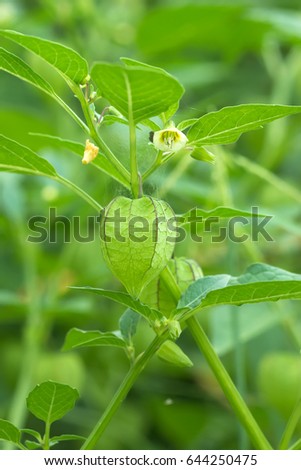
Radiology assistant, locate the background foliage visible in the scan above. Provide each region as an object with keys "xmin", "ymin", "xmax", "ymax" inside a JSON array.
[{"xmin": 0, "ymin": 0, "xmax": 301, "ymax": 449}]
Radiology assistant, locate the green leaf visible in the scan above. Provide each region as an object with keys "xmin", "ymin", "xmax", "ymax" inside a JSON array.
[
  {"xmin": 0, "ymin": 29, "xmax": 89, "ymax": 84},
  {"xmin": 0, "ymin": 47, "xmax": 54, "ymax": 97},
  {"xmin": 178, "ymin": 275, "xmax": 231, "ymax": 310},
  {"xmin": 31, "ymin": 133, "xmax": 130, "ymax": 188},
  {"xmin": 25, "ymin": 440, "xmax": 42, "ymax": 449},
  {"xmin": 187, "ymin": 104, "xmax": 301, "ymax": 146},
  {"xmin": 70, "ymin": 287, "xmax": 164, "ymax": 324},
  {"xmin": 157, "ymin": 340, "xmax": 193, "ymax": 368},
  {"xmin": 177, "ymin": 118, "xmax": 198, "ymax": 131},
  {"xmin": 120, "ymin": 57, "xmax": 163, "ymax": 70},
  {"xmin": 0, "ymin": 419, "xmax": 20, "ymax": 444},
  {"xmin": 210, "ymin": 303, "xmax": 288, "ymax": 357},
  {"xmin": 160, "ymin": 101, "xmax": 180, "ymax": 124},
  {"xmin": 31, "ymin": 133, "xmax": 85, "ymax": 155},
  {"xmin": 137, "ymin": 5, "xmax": 270, "ymax": 59},
  {"xmin": 26, "ymin": 381, "xmax": 79, "ymax": 424},
  {"xmin": 140, "ymin": 118, "xmax": 161, "ymax": 131},
  {"xmin": 0, "ymin": 135, "xmax": 103, "ymax": 212},
  {"xmin": 62, "ymin": 328, "xmax": 126, "ymax": 351},
  {"xmin": 0, "ymin": 109, "xmax": 55, "ymax": 150},
  {"xmin": 21, "ymin": 428, "xmax": 42, "ymax": 442},
  {"xmin": 91, "ymin": 60, "xmax": 184, "ymax": 123},
  {"xmin": 0, "ymin": 134, "xmax": 57, "ymax": 177},
  {"xmin": 101, "ymin": 115, "xmax": 129, "ymax": 126},
  {"xmin": 119, "ymin": 309, "xmax": 140, "ymax": 343},
  {"xmin": 178, "ymin": 264, "xmax": 301, "ymax": 317},
  {"xmin": 50, "ymin": 434, "xmax": 85, "ymax": 447},
  {"xmin": 178, "ymin": 206, "xmax": 269, "ymax": 225}
]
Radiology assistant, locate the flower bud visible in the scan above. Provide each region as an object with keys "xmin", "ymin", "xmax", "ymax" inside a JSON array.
[{"xmin": 157, "ymin": 340, "xmax": 193, "ymax": 368}]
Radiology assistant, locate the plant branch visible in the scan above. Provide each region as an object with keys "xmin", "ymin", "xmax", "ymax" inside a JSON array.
[
  {"xmin": 129, "ymin": 121, "xmax": 139, "ymax": 198},
  {"xmin": 55, "ymin": 174, "xmax": 103, "ymax": 212},
  {"xmin": 124, "ymin": 73, "xmax": 139, "ymax": 198},
  {"xmin": 142, "ymin": 151, "xmax": 163, "ymax": 182},
  {"xmin": 160, "ymin": 267, "xmax": 273, "ymax": 450},
  {"xmin": 81, "ymin": 330, "xmax": 169, "ymax": 450},
  {"xmin": 142, "ymin": 148, "xmax": 189, "ymax": 183},
  {"xmin": 187, "ymin": 315, "xmax": 272, "ymax": 450},
  {"xmin": 71, "ymin": 83, "xmax": 131, "ymax": 187},
  {"xmin": 54, "ymin": 93, "xmax": 89, "ymax": 134},
  {"xmin": 279, "ymin": 398, "xmax": 301, "ymax": 449},
  {"xmin": 43, "ymin": 421, "xmax": 51, "ymax": 450}
]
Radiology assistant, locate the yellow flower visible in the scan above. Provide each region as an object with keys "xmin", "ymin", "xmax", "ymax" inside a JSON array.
[
  {"xmin": 151, "ymin": 126, "xmax": 188, "ymax": 152},
  {"xmin": 82, "ymin": 139, "xmax": 99, "ymax": 164}
]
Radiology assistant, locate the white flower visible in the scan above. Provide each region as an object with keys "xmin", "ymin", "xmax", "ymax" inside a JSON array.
[
  {"xmin": 151, "ymin": 126, "xmax": 188, "ymax": 152},
  {"xmin": 82, "ymin": 139, "xmax": 99, "ymax": 164}
]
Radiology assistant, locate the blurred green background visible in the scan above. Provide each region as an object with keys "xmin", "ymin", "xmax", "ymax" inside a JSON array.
[{"xmin": 1, "ymin": 0, "xmax": 301, "ymax": 450}]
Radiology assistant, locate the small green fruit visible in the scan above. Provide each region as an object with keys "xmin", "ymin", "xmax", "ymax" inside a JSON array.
[
  {"xmin": 140, "ymin": 257, "xmax": 203, "ymax": 315},
  {"xmin": 100, "ymin": 196, "xmax": 175, "ymax": 298}
]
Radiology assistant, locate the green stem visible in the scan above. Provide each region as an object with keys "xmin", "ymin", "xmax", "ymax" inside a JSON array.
[
  {"xmin": 231, "ymin": 307, "xmax": 248, "ymax": 449},
  {"xmin": 187, "ymin": 316, "xmax": 272, "ymax": 450},
  {"xmin": 290, "ymin": 438, "xmax": 301, "ymax": 450},
  {"xmin": 160, "ymin": 267, "xmax": 272, "ymax": 450},
  {"xmin": 279, "ymin": 399, "xmax": 301, "ymax": 449},
  {"xmin": 71, "ymin": 84, "xmax": 131, "ymax": 186},
  {"xmin": 43, "ymin": 421, "xmax": 51, "ymax": 450},
  {"xmin": 142, "ymin": 151, "xmax": 163, "ymax": 182},
  {"xmin": 143, "ymin": 147, "xmax": 191, "ymax": 184},
  {"xmin": 214, "ymin": 158, "xmax": 248, "ymax": 449},
  {"xmin": 81, "ymin": 330, "xmax": 169, "ymax": 450},
  {"xmin": 55, "ymin": 174, "xmax": 103, "ymax": 212},
  {"xmin": 143, "ymin": 150, "xmax": 181, "ymax": 183},
  {"xmin": 54, "ymin": 93, "xmax": 89, "ymax": 135},
  {"xmin": 124, "ymin": 74, "xmax": 139, "ymax": 198},
  {"xmin": 129, "ymin": 119, "xmax": 139, "ymax": 198}
]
